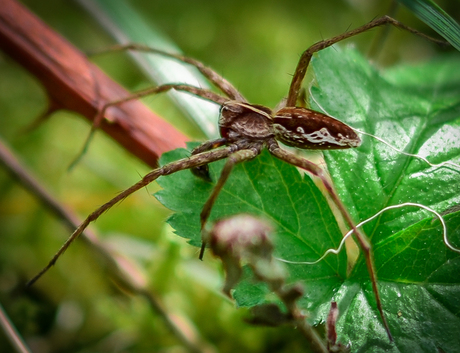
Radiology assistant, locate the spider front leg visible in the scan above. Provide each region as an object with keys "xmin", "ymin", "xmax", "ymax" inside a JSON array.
[
  {"xmin": 70, "ymin": 44, "xmax": 251, "ymax": 168},
  {"xmin": 199, "ymin": 146, "xmax": 262, "ymax": 259},
  {"xmin": 91, "ymin": 44, "xmax": 247, "ymax": 103},
  {"xmin": 286, "ymin": 15, "xmax": 449, "ymax": 106},
  {"xmin": 27, "ymin": 146, "xmax": 235, "ymax": 286}
]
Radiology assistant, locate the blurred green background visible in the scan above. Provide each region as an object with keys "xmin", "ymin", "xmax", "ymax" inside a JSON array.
[{"xmin": 0, "ymin": 0, "xmax": 458, "ymax": 352}]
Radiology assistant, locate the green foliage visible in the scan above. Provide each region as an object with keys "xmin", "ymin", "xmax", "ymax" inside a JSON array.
[
  {"xmin": 2, "ymin": 1, "xmax": 460, "ymax": 352},
  {"xmin": 156, "ymin": 47, "xmax": 460, "ymax": 352},
  {"xmin": 398, "ymin": 0, "xmax": 460, "ymax": 50}
]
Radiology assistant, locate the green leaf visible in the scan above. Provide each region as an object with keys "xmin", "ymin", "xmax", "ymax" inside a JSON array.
[
  {"xmin": 311, "ymin": 47, "xmax": 460, "ymax": 236},
  {"xmin": 155, "ymin": 47, "xmax": 460, "ymax": 352},
  {"xmin": 311, "ymin": 46, "xmax": 460, "ymax": 350}
]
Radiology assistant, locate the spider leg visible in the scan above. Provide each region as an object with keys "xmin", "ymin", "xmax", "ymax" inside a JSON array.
[
  {"xmin": 199, "ymin": 147, "xmax": 262, "ymax": 259},
  {"xmin": 191, "ymin": 137, "xmax": 228, "ymax": 182},
  {"xmin": 92, "ymin": 44, "xmax": 247, "ymax": 102},
  {"xmin": 70, "ymin": 83, "xmax": 229, "ymax": 168},
  {"xmin": 267, "ymin": 140, "xmax": 392, "ymax": 341},
  {"xmin": 191, "ymin": 138, "xmax": 229, "ymax": 155},
  {"xmin": 28, "ymin": 146, "xmax": 235, "ymax": 287},
  {"xmin": 286, "ymin": 15, "xmax": 449, "ymax": 107}
]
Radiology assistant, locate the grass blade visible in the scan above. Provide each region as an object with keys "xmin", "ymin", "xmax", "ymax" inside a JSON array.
[{"xmin": 397, "ymin": 0, "xmax": 460, "ymax": 50}]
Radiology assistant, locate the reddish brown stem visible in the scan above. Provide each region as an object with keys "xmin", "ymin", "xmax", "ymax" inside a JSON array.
[{"xmin": 0, "ymin": 0, "xmax": 188, "ymax": 168}]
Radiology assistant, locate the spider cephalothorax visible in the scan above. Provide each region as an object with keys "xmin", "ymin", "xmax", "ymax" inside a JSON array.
[
  {"xmin": 219, "ymin": 102, "xmax": 274, "ymax": 142},
  {"xmin": 29, "ymin": 15, "xmax": 449, "ymax": 341}
]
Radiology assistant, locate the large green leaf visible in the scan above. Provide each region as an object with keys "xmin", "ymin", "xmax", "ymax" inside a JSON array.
[
  {"xmin": 309, "ymin": 47, "xmax": 460, "ymax": 351},
  {"xmin": 155, "ymin": 47, "xmax": 460, "ymax": 352}
]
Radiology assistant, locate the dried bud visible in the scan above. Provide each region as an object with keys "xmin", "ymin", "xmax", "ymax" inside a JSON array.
[
  {"xmin": 209, "ymin": 214, "xmax": 273, "ymax": 260},
  {"xmin": 208, "ymin": 214, "xmax": 285, "ymax": 296}
]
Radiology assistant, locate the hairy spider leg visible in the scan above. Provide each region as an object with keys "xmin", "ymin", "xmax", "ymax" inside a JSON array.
[
  {"xmin": 27, "ymin": 145, "xmax": 235, "ymax": 287},
  {"xmin": 286, "ymin": 15, "xmax": 448, "ymax": 107},
  {"xmin": 70, "ymin": 83, "xmax": 230, "ymax": 168},
  {"xmin": 94, "ymin": 83, "xmax": 229, "ymax": 129},
  {"xmin": 72, "ymin": 43, "xmax": 248, "ymax": 169},
  {"xmin": 191, "ymin": 137, "xmax": 228, "ymax": 182},
  {"xmin": 92, "ymin": 44, "xmax": 247, "ymax": 103}
]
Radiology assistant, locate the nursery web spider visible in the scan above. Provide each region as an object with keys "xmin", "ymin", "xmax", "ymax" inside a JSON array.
[{"xmin": 28, "ymin": 16, "xmax": 449, "ymax": 340}]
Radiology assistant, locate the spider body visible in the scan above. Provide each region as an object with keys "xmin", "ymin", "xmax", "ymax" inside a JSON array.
[{"xmin": 192, "ymin": 101, "xmax": 361, "ymax": 184}]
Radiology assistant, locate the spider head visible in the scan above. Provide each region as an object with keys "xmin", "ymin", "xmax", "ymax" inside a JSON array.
[
  {"xmin": 219, "ymin": 101, "xmax": 274, "ymax": 142},
  {"xmin": 273, "ymin": 107, "xmax": 361, "ymax": 149}
]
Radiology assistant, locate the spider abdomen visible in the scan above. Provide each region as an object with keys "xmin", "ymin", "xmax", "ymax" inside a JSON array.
[{"xmin": 273, "ymin": 107, "xmax": 361, "ymax": 149}]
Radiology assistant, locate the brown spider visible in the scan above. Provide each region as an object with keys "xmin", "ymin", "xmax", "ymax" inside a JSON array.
[{"xmin": 28, "ymin": 16, "xmax": 448, "ymax": 340}]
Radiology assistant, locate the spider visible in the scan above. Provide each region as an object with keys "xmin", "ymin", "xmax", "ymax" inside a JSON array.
[{"xmin": 28, "ymin": 16, "xmax": 449, "ymax": 341}]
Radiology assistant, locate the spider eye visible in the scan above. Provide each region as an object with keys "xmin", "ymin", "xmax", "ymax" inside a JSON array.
[{"xmin": 273, "ymin": 107, "xmax": 361, "ymax": 149}]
